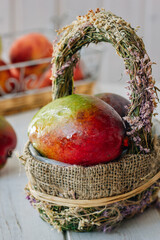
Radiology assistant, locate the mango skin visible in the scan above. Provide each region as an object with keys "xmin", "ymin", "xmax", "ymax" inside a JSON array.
[
  {"xmin": 95, "ymin": 93, "xmax": 130, "ymax": 118},
  {"xmin": 0, "ymin": 116, "xmax": 17, "ymax": 168},
  {"xmin": 28, "ymin": 94, "xmax": 126, "ymax": 166}
]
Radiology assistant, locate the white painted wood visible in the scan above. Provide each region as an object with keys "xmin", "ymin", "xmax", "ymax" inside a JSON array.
[
  {"xmin": 143, "ymin": 0, "xmax": 160, "ymax": 83},
  {"xmin": 13, "ymin": 0, "xmax": 57, "ymax": 31},
  {"xmin": 61, "ymin": 0, "xmax": 104, "ymax": 26},
  {"xmin": 0, "ymin": 0, "xmax": 10, "ymax": 34},
  {"xmin": 0, "ymin": 110, "xmax": 64, "ymax": 240},
  {"xmin": 11, "ymin": 0, "xmax": 24, "ymax": 33},
  {"xmin": 67, "ymin": 208, "xmax": 160, "ymax": 240}
]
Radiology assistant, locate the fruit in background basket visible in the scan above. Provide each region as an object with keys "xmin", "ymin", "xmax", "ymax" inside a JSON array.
[
  {"xmin": 24, "ymin": 61, "xmax": 84, "ymax": 91},
  {"xmin": 73, "ymin": 62, "xmax": 84, "ymax": 81},
  {"xmin": 10, "ymin": 68, "xmax": 20, "ymax": 80},
  {"xmin": 0, "ymin": 116, "xmax": 17, "ymax": 169},
  {"xmin": 36, "ymin": 61, "xmax": 85, "ymax": 90},
  {"xmin": 95, "ymin": 93, "xmax": 130, "ymax": 118},
  {"xmin": 9, "ymin": 33, "xmax": 53, "ymax": 76},
  {"xmin": 0, "ymin": 60, "xmax": 19, "ymax": 95},
  {"xmin": 0, "ymin": 60, "xmax": 11, "ymax": 94},
  {"xmin": 28, "ymin": 94, "xmax": 126, "ymax": 166},
  {"xmin": 9, "ymin": 66, "xmax": 52, "ymax": 91},
  {"xmin": 24, "ymin": 67, "xmax": 52, "ymax": 90},
  {"xmin": 42, "ymin": 68, "xmax": 52, "ymax": 87},
  {"xmin": 43, "ymin": 62, "xmax": 84, "ymax": 85}
]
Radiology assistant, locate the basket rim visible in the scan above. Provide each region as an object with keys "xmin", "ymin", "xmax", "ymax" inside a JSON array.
[
  {"xmin": 25, "ymin": 141, "xmax": 157, "ymax": 170},
  {"xmin": 21, "ymin": 138, "xmax": 160, "ymax": 200}
]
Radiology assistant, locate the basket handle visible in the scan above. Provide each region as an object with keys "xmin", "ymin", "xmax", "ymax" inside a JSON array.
[{"xmin": 51, "ymin": 8, "xmax": 157, "ymax": 153}]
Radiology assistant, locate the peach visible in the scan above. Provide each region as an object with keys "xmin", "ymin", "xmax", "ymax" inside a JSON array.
[
  {"xmin": 24, "ymin": 61, "xmax": 84, "ymax": 91},
  {"xmin": 24, "ymin": 67, "xmax": 52, "ymax": 90},
  {"xmin": 73, "ymin": 62, "xmax": 84, "ymax": 81},
  {"xmin": 9, "ymin": 33, "xmax": 53, "ymax": 77},
  {"xmin": 0, "ymin": 60, "xmax": 19, "ymax": 95}
]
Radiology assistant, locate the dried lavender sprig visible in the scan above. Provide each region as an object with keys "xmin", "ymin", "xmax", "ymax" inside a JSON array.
[{"xmin": 123, "ymin": 51, "xmax": 157, "ymax": 152}]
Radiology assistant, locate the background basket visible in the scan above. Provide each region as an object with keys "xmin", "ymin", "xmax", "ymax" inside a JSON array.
[{"xmin": 0, "ymin": 30, "xmax": 103, "ymax": 115}]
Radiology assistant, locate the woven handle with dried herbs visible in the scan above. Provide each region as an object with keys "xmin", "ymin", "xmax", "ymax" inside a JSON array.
[{"xmin": 51, "ymin": 8, "xmax": 158, "ymax": 153}]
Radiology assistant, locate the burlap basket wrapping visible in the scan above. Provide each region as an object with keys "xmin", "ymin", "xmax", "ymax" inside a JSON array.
[
  {"xmin": 22, "ymin": 140, "xmax": 160, "ymax": 232},
  {"xmin": 23, "ymin": 141, "xmax": 160, "ymax": 200}
]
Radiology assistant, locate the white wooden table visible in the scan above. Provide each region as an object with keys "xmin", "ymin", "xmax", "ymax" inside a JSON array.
[{"xmin": 0, "ymin": 83, "xmax": 160, "ymax": 240}]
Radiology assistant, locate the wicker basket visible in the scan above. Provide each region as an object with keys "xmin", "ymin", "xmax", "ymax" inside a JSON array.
[
  {"xmin": 0, "ymin": 29, "xmax": 100, "ymax": 115},
  {"xmin": 21, "ymin": 9, "xmax": 160, "ymax": 232}
]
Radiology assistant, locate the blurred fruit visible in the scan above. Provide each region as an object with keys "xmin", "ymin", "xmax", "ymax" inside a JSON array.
[
  {"xmin": 0, "ymin": 116, "xmax": 17, "ymax": 169},
  {"xmin": 24, "ymin": 67, "xmax": 52, "ymax": 90},
  {"xmin": 95, "ymin": 93, "xmax": 130, "ymax": 118},
  {"xmin": 0, "ymin": 60, "xmax": 19, "ymax": 95},
  {"xmin": 73, "ymin": 62, "xmax": 84, "ymax": 81},
  {"xmin": 9, "ymin": 33, "xmax": 53, "ymax": 76},
  {"xmin": 10, "ymin": 68, "xmax": 20, "ymax": 80},
  {"xmin": 42, "ymin": 63, "xmax": 84, "ymax": 87},
  {"xmin": 42, "ymin": 68, "xmax": 52, "ymax": 87},
  {"xmin": 24, "ymin": 61, "xmax": 85, "ymax": 91},
  {"xmin": 28, "ymin": 94, "xmax": 126, "ymax": 166}
]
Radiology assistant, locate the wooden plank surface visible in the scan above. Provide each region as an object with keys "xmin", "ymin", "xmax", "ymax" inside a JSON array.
[{"xmin": 67, "ymin": 208, "xmax": 160, "ymax": 240}]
